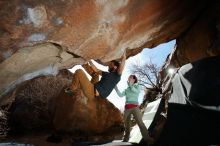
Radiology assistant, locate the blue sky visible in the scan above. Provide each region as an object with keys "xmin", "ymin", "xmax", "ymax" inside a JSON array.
[
  {"xmin": 70, "ymin": 40, "xmax": 176, "ymax": 112},
  {"xmin": 108, "ymin": 40, "xmax": 176, "ymax": 112},
  {"xmin": 140, "ymin": 40, "xmax": 176, "ymax": 65}
]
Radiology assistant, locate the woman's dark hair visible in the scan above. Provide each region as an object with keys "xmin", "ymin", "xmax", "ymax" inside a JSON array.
[
  {"xmin": 131, "ymin": 75, "xmax": 138, "ymax": 83},
  {"xmin": 111, "ymin": 60, "xmax": 120, "ymax": 68}
]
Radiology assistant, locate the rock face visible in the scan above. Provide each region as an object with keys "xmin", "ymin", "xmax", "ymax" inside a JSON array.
[
  {"xmin": 0, "ymin": 0, "xmax": 206, "ymax": 62},
  {"xmin": 160, "ymin": 1, "xmax": 220, "ymax": 79},
  {"xmin": 0, "ymin": 0, "xmax": 209, "ymax": 97},
  {"xmin": 170, "ymin": 1, "xmax": 220, "ymax": 67},
  {"xmin": 53, "ymin": 88, "xmax": 123, "ymax": 134},
  {"xmin": 6, "ymin": 70, "xmax": 72, "ymax": 132},
  {"xmin": 1, "ymin": 0, "xmax": 220, "ymax": 142},
  {"xmin": 6, "ymin": 69, "xmax": 123, "ymax": 136}
]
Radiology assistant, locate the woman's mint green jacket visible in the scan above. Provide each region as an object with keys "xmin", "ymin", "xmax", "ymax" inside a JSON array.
[{"xmin": 114, "ymin": 83, "xmax": 140, "ymax": 105}]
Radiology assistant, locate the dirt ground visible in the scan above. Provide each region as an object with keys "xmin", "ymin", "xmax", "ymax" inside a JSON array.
[{"xmin": 0, "ymin": 131, "xmax": 124, "ymax": 146}]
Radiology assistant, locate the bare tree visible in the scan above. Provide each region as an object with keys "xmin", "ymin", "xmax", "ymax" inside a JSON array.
[{"xmin": 130, "ymin": 59, "xmax": 162, "ymax": 93}]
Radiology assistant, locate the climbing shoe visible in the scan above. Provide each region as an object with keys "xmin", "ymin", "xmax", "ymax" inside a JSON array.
[
  {"xmin": 64, "ymin": 87, "xmax": 72, "ymax": 93},
  {"xmin": 64, "ymin": 87, "xmax": 74, "ymax": 96}
]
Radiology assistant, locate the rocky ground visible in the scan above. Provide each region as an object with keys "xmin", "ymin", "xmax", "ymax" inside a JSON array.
[
  {"xmin": 0, "ymin": 130, "xmax": 124, "ymax": 146},
  {"xmin": 0, "ymin": 99, "xmax": 126, "ymax": 146}
]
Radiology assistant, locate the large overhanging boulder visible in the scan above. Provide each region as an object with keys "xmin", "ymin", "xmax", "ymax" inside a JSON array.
[
  {"xmin": 0, "ymin": 0, "xmax": 208, "ymax": 97},
  {"xmin": 1, "ymin": 0, "xmax": 220, "ymax": 144}
]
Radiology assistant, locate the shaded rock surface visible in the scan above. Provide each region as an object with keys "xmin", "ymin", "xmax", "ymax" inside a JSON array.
[
  {"xmin": 174, "ymin": 1, "xmax": 220, "ymax": 66},
  {"xmin": 4, "ymin": 70, "xmax": 72, "ymax": 132},
  {"xmin": 0, "ymin": 109, "xmax": 8, "ymax": 137},
  {"xmin": 1, "ymin": 0, "xmax": 220, "ymax": 145},
  {"xmin": 0, "ymin": 0, "xmax": 209, "ymax": 98},
  {"xmin": 1, "ymin": 69, "xmax": 123, "ymax": 137},
  {"xmin": 161, "ymin": 1, "xmax": 220, "ymax": 74}
]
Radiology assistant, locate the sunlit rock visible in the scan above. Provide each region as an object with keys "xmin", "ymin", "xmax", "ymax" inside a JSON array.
[
  {"xmin": 53, "ymin": 88, "xmax": 123, "ymax": 134},
  {"xmin": 0, "ymin": 0, "xmax": 209, "ymax": 98}
]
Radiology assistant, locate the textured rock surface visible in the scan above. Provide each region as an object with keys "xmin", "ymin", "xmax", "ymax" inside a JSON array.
[
  {"xmin": 0, "ymin": 0, "xmax": 208, "ymax": 97},
  {"xmin": 160, "ymin": 1, "xmax": 220, "ymax": 79},
  {"xmin": 0, "ymin": 43, "xmax": 83, "ymax": 98},
  {"xmin": 0, "ymin": 0, "xmax": 205, "ymax": 62},
  {"xmin": 171, "ymin": 1, "xmax": 220, "ymax": 67},
  {"xmin": 1, "ymin": 0, "xmax": 220, "ymax": 143},
  {"xmin": 5, "ymin": 69, "xmax": 123, "ymax": 136},
  {"xmin": 53, "ymin": 88, "xmax": 123, "ymax": 134},
  {"xmin": 6, "ymin": 70, "xmax": 72, "ymax": 132}
]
